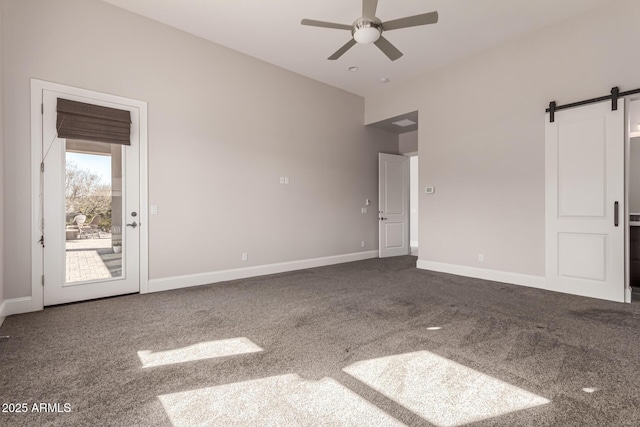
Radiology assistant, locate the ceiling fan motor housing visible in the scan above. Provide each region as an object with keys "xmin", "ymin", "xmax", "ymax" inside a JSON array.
[
  {"xmin": 301, "ymin": 1, "xmax": 438, "ymax": 61},
  {"xmin": 352, "ymin": 18, "xmax": 382, "ymax": 44}
]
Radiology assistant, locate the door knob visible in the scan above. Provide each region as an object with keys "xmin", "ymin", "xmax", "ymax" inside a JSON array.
[
  {"xmin": 379, "ymin": 217, "xmax": 388, "ymax": 221},
  {"xmin": 126, "ymin": 221, "xmax": 138, "ymax": 229}
]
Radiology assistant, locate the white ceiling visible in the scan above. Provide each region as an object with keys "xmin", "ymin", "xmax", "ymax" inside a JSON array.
[{"xmin": 101, "ymin": 0, "xmax": 614, "ymax": 97}]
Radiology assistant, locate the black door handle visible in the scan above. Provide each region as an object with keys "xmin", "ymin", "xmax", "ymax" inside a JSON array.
[{"xmin": 614, "ymin": 201, "xmax": 619, "ymax": 227}]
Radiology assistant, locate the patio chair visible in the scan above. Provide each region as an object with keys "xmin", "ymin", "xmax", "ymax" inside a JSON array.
[
  {"xmin": 86, "ymin": 215, "xmax": 102, "ymax": 239},
  {"xmin": 73, "ymin": 214, "xmax": 88, "ymax": 239}
]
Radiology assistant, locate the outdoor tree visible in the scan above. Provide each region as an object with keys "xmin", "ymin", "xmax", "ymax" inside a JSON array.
[{"xmin": 65, "ymin": 160, "xmax": 112, "ymax": 227}]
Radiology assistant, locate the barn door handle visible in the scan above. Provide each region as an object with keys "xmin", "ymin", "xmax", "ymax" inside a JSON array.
[{"xmin": 614, "ymin": 201, "xmax": 619, "ymax": 227}]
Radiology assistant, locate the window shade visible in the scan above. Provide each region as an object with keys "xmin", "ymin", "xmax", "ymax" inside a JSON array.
[{"xmin": 56, "ymin": 98, "xmax": 131, "ymax": 145}]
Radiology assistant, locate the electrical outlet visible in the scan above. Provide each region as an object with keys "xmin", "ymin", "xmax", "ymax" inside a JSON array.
[
  {"xmin": 242, "ymin": 253, "xmax": 248, "ymax": 262},
  {"xmin": 361, "ymin": 241, "xmax": 365, "ymax": 247},
  {"xmin": 478, "ymin": 254, "xmax": 484, "ymax": 262}
]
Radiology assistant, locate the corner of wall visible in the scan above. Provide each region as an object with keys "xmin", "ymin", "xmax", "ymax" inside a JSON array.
[{"xmin": 399, "ymin": 131, "xmax": 418, "ymax": 155}]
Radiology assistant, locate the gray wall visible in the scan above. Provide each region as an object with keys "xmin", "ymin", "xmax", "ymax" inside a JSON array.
[
  {"xmin": 2, "ymin": 0, "xmax": 398, "ymax": 299},
  {"xmin": 399, "ymin": 131, "xmax": 418, "ymax": 154},
  {"xmin": 0, "ymin": 0, "xmax": 4, "ymax": 309},
  {"xmin": 630, "ymin": 138, "xmax": 640, "ymax": 213},
  {"xmin": 365, "ymin": 0, "xmax": 640, "ymax": 277}
]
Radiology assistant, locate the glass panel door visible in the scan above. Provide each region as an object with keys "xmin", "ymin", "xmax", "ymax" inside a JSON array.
[
  {"xmin": 65, "ymin": 140, "xmax": 123, "ymax": 284},
  {"xmin": 42, "ymin": 89, "xmax": 140, "ymax": 306}
]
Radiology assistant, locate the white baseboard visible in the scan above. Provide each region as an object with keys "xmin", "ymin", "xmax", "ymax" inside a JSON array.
[
  {"xmin": 149, "ymin": 250, "xmax": 379, "ymax": 293},
  {"xmin": 417, "ymin": 260, "xmax": 546, "ymax": 290},
  {"xmin": 0, "ymin": 297, "xmax": 34, "ymax": 319}
]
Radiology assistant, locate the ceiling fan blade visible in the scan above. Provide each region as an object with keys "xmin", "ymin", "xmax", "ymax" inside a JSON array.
[
  {"xmin": 374, "ymin": 36, "xmax": 403, "ymax": 61},
  {"xmin": 382, "ymin": 11, "xmax": 438, "ymax": 31},
  {"xmin": 301, "ymin": 19, "xmax": 352, "ymax": 31},
  {"xmin": 328, "ymin": 38, "xmax": 357, "ymax": 60},
  {"xmin": 362, "ymin": 0, "xmax": 378, "ymax": 19}
]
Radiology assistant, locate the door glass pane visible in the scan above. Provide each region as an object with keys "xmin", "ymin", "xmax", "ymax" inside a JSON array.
[{"xmin": 65, "ymin": 140, "xmax": 123, "ymax": 284}]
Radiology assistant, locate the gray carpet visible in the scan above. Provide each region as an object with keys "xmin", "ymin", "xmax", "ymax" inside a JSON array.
[{"xmin": 1, "ymin": 255, "xmax": 640, "ymax": 426}]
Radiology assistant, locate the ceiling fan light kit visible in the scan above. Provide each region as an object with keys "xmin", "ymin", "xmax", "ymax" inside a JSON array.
[
  {"xmin": 352, "ymin": 19, "xmax": 382, "ymax": 44},
  {"xmin": 301, "ymin": 0, "xmax": 438, "ymax": 61}
]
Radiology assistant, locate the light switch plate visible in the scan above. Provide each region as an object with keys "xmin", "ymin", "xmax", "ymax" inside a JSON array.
[{"xmin": 150, "ymin": 205, "xmax": 158, "ymax": 215}]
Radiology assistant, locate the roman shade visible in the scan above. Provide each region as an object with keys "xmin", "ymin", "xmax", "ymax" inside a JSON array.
[{"xmin": 56, "ymin": 98, "xmax": 131, "ymax": 145}]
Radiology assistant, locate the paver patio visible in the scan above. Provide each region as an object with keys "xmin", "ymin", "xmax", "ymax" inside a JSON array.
[{"xmin": 65, "ymin": 234, "xmax": 122, "ymax": 283}]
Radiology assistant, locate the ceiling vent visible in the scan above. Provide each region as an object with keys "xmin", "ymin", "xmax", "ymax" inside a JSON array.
[{"xmin": 392, "ymin": 119, "xmax": 416, "ymax": 127}]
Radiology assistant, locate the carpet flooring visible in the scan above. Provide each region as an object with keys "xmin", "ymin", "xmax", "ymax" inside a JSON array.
[{"xmin": 1, "ymin": 256, "xmax": 640, "ymax": 426}]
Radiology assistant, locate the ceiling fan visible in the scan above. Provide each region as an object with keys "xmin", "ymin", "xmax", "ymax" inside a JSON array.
[{"xmin": 301, "ymin": 0, "xmax": 438, "ymax": 61}]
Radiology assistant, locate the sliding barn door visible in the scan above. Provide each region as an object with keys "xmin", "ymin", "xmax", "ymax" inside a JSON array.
[{"xmin": 545, "ymin": 100, "xmax": 625, "ymax": 302}]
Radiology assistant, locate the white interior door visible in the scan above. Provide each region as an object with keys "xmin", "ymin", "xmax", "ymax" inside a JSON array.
[
  {"xmin": 545, "ymin": 100, "xmax": 625, "ymax": 302},
  {"xmin": 379, "ymin": 153, "xmax": 409, "ymax": 258},
  {"xmin": 42, "ymin": 90, "xmax": 140, "ymax": 305}
]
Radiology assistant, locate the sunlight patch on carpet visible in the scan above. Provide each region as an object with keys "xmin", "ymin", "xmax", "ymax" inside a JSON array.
[
  {"xmin": 138, "ymin": 337, "xmax": 262, "ymax": 368},
  {"xmin": 343, "ymin": 350, "xmax": 549, "ymax": 427},
  {"xmin": 158, "ymin": 373, "xmax": 405, "ymax": 426}
]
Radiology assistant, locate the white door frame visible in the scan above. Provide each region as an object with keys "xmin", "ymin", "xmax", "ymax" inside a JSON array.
[
  {"xmin": 625, "ymin": 97, "xmax": 630, "ymax": 303},
  {"xmin": 404, "ymin": 152, "xmax": 419, "ymax": 252},
  {"xmin": 30, "ymin": 79, "xmax": 149, "ymax": 311}
]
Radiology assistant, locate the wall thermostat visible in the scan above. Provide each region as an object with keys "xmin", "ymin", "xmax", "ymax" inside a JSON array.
[{"xmin": 425, "ymin": 186, "xmax": 435, "ymax": 194}]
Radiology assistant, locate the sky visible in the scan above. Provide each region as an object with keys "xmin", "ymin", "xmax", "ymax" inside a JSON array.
[{"xmin": 67, "ymin": 152, "xmax": 112, "ymax": 185}]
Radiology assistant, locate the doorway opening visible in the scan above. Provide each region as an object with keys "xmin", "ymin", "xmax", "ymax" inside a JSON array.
[
  {"xmin": 368, "ymin": 111, "xmax": 418, "ymax": 259},
  {"xmin": 627, "ymin": 98, "xmax": 640, "ymax": 301}
]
